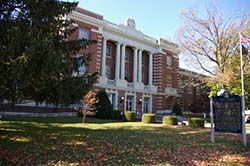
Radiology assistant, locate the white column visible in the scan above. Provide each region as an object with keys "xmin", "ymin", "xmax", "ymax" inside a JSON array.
[
  {"xmin": 115, "ymin": 42, "xmax": 121, "ymax": 80},
  {"xmin": 138, "ymin": 49, "xmax": 142, "ymax": 83},
  {"xmin": 148, "ymin": 53, "xmax": 153, "ymax": 85},
  {"xmin": 101, "ymin": 38, "xmax": 107, "ymax": 76},
  {"xmin": 133, "ymin": 48, "xmax": 138, "ymax": 82},
  {"xmin": 121, "ymin": 44, "xmax": 126, "ymax": 80}
]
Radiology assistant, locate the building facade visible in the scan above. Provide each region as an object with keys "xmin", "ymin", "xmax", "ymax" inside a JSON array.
[
  {"xmin": 178, "ymin": 68, "xmax": 210, "ymax": 113},
  {"xmin": 69, "ymin": 7, "xmax": 182, "ymax": 114}
]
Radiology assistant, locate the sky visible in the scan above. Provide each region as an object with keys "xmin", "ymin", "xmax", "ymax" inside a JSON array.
[{"xmin": 77, "ymin": 0, "xmax": 250, "ymax": 71}]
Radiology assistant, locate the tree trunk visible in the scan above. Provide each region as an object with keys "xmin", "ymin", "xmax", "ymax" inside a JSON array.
[{"xmin": 82, "ymin": 110, "xmax": 87, "ymax": 124}]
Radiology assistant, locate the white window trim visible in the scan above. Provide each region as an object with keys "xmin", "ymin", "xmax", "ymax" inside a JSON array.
[
  {"xmin": 124, "ymin": 92, "xmax": 136, "ymax": 112},
  {"xmin": 72, "ymin": 54, "xmax": 86, "ymax": 76},
  {"xmin": 106, "ymin": 89, "xmax": 118, "ymax": 110},
  {"xmin": 142, "ymin": 94, "xmax": 152, "ymax": 113}
]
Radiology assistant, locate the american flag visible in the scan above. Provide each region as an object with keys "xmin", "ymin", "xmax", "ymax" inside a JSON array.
[
  {"xmin": 241, "ymin": 36, "xmax": 250, "ymax": 44},
  {"xmin": 242, "ymin": 45, "xmax": 250, "ymax": 60}
]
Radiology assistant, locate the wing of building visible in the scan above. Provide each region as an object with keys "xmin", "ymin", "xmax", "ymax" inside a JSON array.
[{"xmin": 69, "ymin": 7, "xmax": 209, "ymax": 114}]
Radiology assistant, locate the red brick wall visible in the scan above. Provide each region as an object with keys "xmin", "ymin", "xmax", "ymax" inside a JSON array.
[
  {"xmin": 153, "ymin": 49, "xmax": 178, "ymax": 111},
  {"xmin": 0, "ymin": 105, "xmax": 76, "ymax": 113},
  {"xmin": 70, "ymin": 21, "xmax": 100, "ymax": 75},
  {"xmin": 152, "ymin": 95, "xmax": 157, "ymax": 113},
  {"xmin": 117, "ymin": 90, "xmax": 125, "ymax": 111},
  {"xmin": 136, "ymin": 93, "xmax": 143, "ymax": 113},
  {"xmin": 163, "ymin": 49, "xmax": 178, "ymax": 89},
  {"xmin": 153, "ymin": 53, "xmax": 163, "ymax": 110},
  {"xmin": 178, "ymin": 73, "xmax": 209, "ymax": 113}
]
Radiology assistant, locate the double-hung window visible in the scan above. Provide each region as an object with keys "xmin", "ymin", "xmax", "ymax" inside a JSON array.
[
  {"xmin": 106, "ymin": 43, "xmax": 112, "ymax": 57},
  {"xmin": 79, "ymin": 28, "xmax": 89, "ymax": 40},
  {"xmin": 166, "ymin": 55, "xmax": 173, "ymax": 68},
  {"xmin": 166, "ymin": 75, "xmax": 172, "ymax": 87},
  {"xmin": 72, "ymin": 54, "xmax": 86, "ymax": 76}
]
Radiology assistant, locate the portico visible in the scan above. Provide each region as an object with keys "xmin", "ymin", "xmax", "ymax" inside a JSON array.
[{"xmin": 99, "ymin": 37, "xmax": 156, "ymax": 92}]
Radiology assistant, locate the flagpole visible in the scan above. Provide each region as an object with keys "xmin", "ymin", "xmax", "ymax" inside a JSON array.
[{"xmin": 239, "ymin": 32, "xmax": 247, "ymax": 147}]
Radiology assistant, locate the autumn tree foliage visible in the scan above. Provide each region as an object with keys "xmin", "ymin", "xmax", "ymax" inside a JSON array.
[
  {"xmin": 177, "ymin": 5, "xmax": 250, "ymax": 108},
  {"xmin": 80, "ymin": 90, "xmax": 98, "ymax": 123},
  {"xmin": 0, "ymin": 0, "xmax": 97, "ymax": 106}
]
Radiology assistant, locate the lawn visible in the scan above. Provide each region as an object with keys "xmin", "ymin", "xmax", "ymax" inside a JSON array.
[{"xmin": 0, "ymin": 117, "xmax": 250, "ymax": 165}]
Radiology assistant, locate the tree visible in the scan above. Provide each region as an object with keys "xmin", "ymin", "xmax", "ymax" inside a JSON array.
[
  {"xmin": 177, "ymin": 5, "xmax": 250, "ymax": 108},
  {"xmin": 0, "ymin": 0, "xmax": 97, "ymax": 106},
  {"xmin": 80, "ymin": 90, "xmax": 98, "ymax": 123},
  {"xmin": 207, "ymin": 55, "xmax": 250, "ymax": 108},
  {"xmin": 177, "ymin": 6, "xmax": 249, "ymax": 76},
  {"xmin": 172, "ymin": 102, "xmax": 182, "ymax": 116},
  {"xmin": 95, "ymin": 90, "xmax": 113, "ymax": 119}
]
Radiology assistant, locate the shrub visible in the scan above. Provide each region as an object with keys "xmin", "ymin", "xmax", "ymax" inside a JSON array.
[
  {"xmin": 95, "ymin": 90, "xmax": 113, "ymax": 119},
  {"xmin": 172, "ymin": 103, "xmax": 182, "ymax": 116},
  {"xmin": 163, "ymin": 116, "xmax": 178, "ymax": 125},
  {"xmin": 142, "ymin": 114, "xmax": 156, "ymax": 123},
  {"xmin": 77, "ymin": 111, "xmax": 83, "ymax": 117},
  {"xmin": 188, "ymin": 117, "xmax": 204, "ymax": 128},
  {"xmin": 123, "ymin": 111, "xmax": 136, "ymax": 122},
  {"xmin": 111, "ymin": 110, "xmax": 122, "ymax": 120}
]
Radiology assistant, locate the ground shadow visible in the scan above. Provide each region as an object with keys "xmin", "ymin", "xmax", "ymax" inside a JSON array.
[{"xmin": 1, "ymin": 117, "xmax": 250, "ymax": 166}]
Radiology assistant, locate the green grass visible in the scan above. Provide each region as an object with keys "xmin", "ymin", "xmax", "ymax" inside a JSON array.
[{"xmin": 1, "ymin": 117, "xmax": 250, "ymax": 165}]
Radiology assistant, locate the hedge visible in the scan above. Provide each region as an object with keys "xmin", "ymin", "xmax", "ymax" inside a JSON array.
[
  {"xmin": 142, "ymin": 114, "xmax": 156, "ymax": 123},
  {"xmin": 95, "ymin": 90, "xmax": 113, "ymax": 119},
  {"xmin": 123, "ymin": 111, "xmax": 136, "ymax": 122},
  {"xmin": 112, "ymin": 110, "xmax": 122, "ymax": 120},
  {"xmin": 188, "ymin": 117, "xmax": 204, "ymax": 128},
  {"xmin": 163, "ymin": 116, "xmax": 178, "ymax": 125}
]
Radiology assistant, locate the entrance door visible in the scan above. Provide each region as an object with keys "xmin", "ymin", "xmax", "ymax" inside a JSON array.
[
  {"xmin": 108, "ymin": 93, "xmax": 116, "ymax": 109},
  {"xmin": 126, "ymin": 96, "xmax": 134, "ymax": 111},
  {"xmin": 143, "ymin": 97, "xmax": 150, "ymax": 113}
]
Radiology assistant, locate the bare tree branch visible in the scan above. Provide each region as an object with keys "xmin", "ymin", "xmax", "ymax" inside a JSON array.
[{"xmin": 177, "ymin": 6, "xmax": 250, "ymax": 76}]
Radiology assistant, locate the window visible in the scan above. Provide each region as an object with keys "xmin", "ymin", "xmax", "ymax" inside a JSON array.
[
  {"xmin": 166, "ymin": 102, "xmax": 172, "ymax": 110},
  {"xmin": 142, "ymin": 55, "xmax": 144, "ymax": 65},
  {"xmin": 143, "ymin": 97, "xmax": 150, "ymax": 113},
  {"xmin": 196, "ymin": 86, "xmax": 200, "ymax": 95},
  {"xmin": 142, "ymin": 71, "xmax": 144, "ymax": 83},
  {"xmin": 125, "ymin": 53, "xmax": 129, "ymax": 61},
  {"xmin": 126, "ymin": 96, "xmax": 135, "ymax": 111},
  {"xmin": 166, "ymin": 55, "xmax": 173, "ymax": 68},
  {"xmin": 188, "ymin": 86, "xmax": 193, "ymax": 94},
  {"xmin": 201, "ymin": 85, "xmax": 206, "ymax": 94},
  {"xmin": 106, "ymin": 65, "xmax": 111, "ymax": 78},
  {"xmin": 125, "ymin": 69, "xmax": 129, "ymax": 81},
  {"xmin": 106, "ymin": 43, "xmax": 112, "ymax": 57},
  {"xmin": 178, "ymin": 79, "xmax": 184, "ymax": 93},
  {"xmin": 73, "ymin": 54, "xmax": 86, "ymax": 76},
  {"xmin": 79, "ymin": 28, "xmax": 89, "ymax": 39},
  {"xmin": 179, "ymin": 100, "xmax": 184, "ymax": 111},
  {"xmin": 166, "ymin": 75, "xmax": 172, "ymax": 87},
  {"xmin": 108, "ymin": 93, "xmax": 116, "ymax": 109}
]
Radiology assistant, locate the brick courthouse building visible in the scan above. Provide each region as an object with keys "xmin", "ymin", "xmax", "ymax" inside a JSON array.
[{"xmin": 69, "ymin": 7, "xmax": 209, "ymax": 114}]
